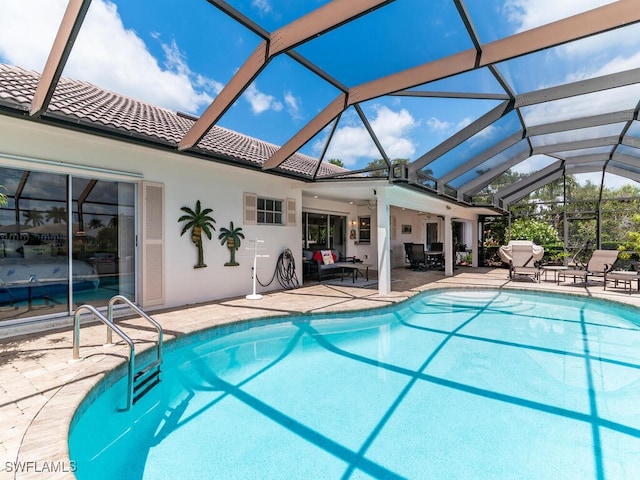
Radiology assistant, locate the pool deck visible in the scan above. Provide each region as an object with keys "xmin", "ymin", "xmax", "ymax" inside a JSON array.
[{"xmin": 2, "ymin": 266, "xmax": 640, "ymax": 479}]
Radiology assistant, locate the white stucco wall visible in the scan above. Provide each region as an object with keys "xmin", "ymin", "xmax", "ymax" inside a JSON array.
[{"xmin": 0, "ymin": 116, "xmax": 303, "ymax": 310}]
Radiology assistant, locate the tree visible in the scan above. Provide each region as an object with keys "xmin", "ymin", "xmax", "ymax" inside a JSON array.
[
  {"xmin": 0, "ymin": 185, "xmax": 7, "ymax": 207},
  {"xmin": 328, "ymin": 158, "xmax": 344, "ymax": 168},
  {"xmin": 178, "ymin": 200, "xmax": 216, "ymax": 268},
  {"xmin": 365, "ymin": 158, "xmax": 408, "ymax": 177},
  {"xmin": 89, "ymin": 218, "xmax": 104, "ymax": 230},
  {"xmin": 617, "ymin": 213, "xmax": 640, "ymax": 261},
  {"xmin": 218, "ymin": 221, "xmax": 245, "ymax": 266},
  {"xmin": 509, "ymin": 218, "xmax": 560, "ymax": 246},
  {"xmin": 23, "ymin": 209, "xmax": 44, "ymax": 227},
  {"xmin": 46, "ymin": 206, "xmax": 66, "ymax": 224},
  {"xmin": 364, "ymin": 158, "xmax": 389, "ymax": 177}
]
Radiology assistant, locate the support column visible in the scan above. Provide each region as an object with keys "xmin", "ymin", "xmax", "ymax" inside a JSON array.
[
  {"xmin": 376, "ymin": 189, "xmax": 391, "ymax": 295},
  {"xmin": 472, "ymin": 217, "xmax": 479, "ymax": 268},
  {"xmin": 444, "ymin": 215, "xmax": 453, "ymax": 276}
]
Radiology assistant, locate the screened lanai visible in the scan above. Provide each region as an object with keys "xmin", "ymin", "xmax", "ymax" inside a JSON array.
[{"xmin": 0, "ymin": 0, "xmax": 639, "ymax": 231}]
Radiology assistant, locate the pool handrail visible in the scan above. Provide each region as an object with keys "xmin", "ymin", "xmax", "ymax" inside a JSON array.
[
  {"xmin": 73, "ymin": 304, "xmax": 136, "ymax": 410},
  {"xmin": 106, "ymin": 294, "xmax": 163, "ymax": 367}
]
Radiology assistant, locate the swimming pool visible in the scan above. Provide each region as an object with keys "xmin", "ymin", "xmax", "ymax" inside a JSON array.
[{"xmin": 69, "ymin": 289, "xmax": 640, "ymax": 479}]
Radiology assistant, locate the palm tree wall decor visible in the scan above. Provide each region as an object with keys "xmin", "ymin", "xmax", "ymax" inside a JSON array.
[
  {"xmin": 218, "ymin": 221, "xmax": 245, "ymax": 266},
  {"xmin": 178, "ymin": 200, "xmax": 216, "ymax": 268}
]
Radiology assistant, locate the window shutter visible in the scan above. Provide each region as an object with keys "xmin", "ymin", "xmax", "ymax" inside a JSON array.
[
  {"xmin": 244, "ymin": 192, "xmax": 257, "ymax": 225},
  {"xmin": 140, "ymin": 181, "xmax": 164, "ymax": 307},
  {"xmin": 286, "ymin": 198, "xmax": 296, "ymax": 226}
]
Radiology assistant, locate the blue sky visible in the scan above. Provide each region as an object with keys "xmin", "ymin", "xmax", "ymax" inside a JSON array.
[{"xmin": 0, "ymin": 0, "xmax": 638, "ymax": 188}]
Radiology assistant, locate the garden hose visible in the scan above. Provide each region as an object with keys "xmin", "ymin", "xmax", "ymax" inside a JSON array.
[{"xmin": 256, "ymin": 248, "xmax": 300, "ymax": 290}]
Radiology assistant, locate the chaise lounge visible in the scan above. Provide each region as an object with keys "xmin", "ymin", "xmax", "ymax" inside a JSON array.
[
  {"xmin": 499, "ymin": 240, "xmax": 544, "ymax": 282},
  {"xmin": 508, "ymin": 242, "xmax": 543, "ymax": 282},
  {"xmin": 557, "ymin": 249, "xmax": 619, "ymax": 285}
]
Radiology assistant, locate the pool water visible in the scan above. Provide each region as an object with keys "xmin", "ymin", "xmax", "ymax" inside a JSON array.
[{"xmin": 69, "ymin": 289, "xmax": 640, "ymax": 479}]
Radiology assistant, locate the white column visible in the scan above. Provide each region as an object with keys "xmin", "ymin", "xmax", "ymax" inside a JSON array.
[
  {"xmin": 376, "ymin": 189, "xmax": 391, "ymax": 295},
  {"xmin": 472, "ymin": 217, "xmax": 479, "ymax": 268},
  {"xmin": 444, "ymin": 214, "xmax": 453, "ymax": 276}
]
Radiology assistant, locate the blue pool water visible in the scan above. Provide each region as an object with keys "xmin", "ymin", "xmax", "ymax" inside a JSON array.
[{"xmin": 68, "ymin": 289, "xmax": 640, "ymax": 479}]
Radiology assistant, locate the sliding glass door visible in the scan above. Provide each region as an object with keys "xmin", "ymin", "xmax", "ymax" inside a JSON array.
[
  {"xmin": 0, "ymin": 165, "xmax": 136, "ymax": 323},
  {"xmin": 71, "ymin": 177, "xmax": 136, "ymax": 308},
  {"xmin": 302, "ymin": 212, "xmax": 346, "ymax": 258}
]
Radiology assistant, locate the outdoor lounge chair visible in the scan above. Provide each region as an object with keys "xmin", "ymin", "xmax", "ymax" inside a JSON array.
[
  {"xmin": 604, "ymin": 270, "xmax": 640, "ymax": 294},
  {"xmin": 508, "ymin": 242, "xmax": 542, "ymax": 282},
  {"xmin": 556, "ymin": 249, "xmax": 619, "ymax": 285}
]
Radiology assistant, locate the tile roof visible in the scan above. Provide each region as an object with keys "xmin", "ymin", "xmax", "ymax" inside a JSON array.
[{"xmin": 0, "ymin": 63, "xmax": 348, "ymax": 178}]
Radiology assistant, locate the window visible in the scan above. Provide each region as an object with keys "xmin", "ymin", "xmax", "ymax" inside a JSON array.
[
  {"xmin": 257, "ymin": 197, "xmax": 283, "ymax": 225},
  {"xmin": 358, "ymin": 216, "xmax": 371, "ymax": 243}
]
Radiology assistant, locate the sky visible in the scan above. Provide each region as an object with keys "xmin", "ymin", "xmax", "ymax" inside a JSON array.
[{"xmin": 0, "ymin": 0, "xmax": 638, "ymax": 189}]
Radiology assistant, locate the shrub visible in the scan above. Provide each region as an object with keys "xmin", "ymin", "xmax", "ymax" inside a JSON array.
[{"xmin": 510, "ymin": 218, "xmax": 560, "ymax": 246}]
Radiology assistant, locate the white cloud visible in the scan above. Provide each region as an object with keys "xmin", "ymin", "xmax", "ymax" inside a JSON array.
[
  {"xmin": 426, "ymin": 117, "xmax": 452, "ymax": 132},
  {"xmin": 370, "ymin": 105, "xmax": 416, "ymax": 158},
  {"xmin": 252, "ymin": 0, "xmax": 272, "ymax": 15},
  {"xmin": 284, "ymin": 91, "xmax": 302, "ymax": 120},
  {"xmin": 0, "ymin": 0, "xmax": 222, "ymax": 114},
  {"xmin": 504, "ymin": 0, "xmax": 640, "ymax": 62},
  {"xmin": 503, "ymin": 1, "xmax": 640, "ymax": 132},
  {"xmin": 510, "ymin": 154, "xmax": 556, "ymax": 174},
  {"xmin": 426, "ymin": 115, "xmax": 473, "ymax": 136},
  {"xmin": 243, "ymin": 83, "xmax": 283, "ymax": 114},
  {"xmin": 0, "ymin": 0, "xmax": 64, "ymax": 70},
  {"xmin": 504, "ymin": 0, "xmax": 615, "ymax": 33},
  {"xmin": 523, "ymin": 83, "xmax": 640, "ymax": 126},
  {"xmin": 319, "ymin": 105, "xmax": 417, "ymax": 167}
]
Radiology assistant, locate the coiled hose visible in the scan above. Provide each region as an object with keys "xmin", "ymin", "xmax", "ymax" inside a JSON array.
[{"xmin": 256, "ymin": 248, "xmax": 300, "ymax": 290}]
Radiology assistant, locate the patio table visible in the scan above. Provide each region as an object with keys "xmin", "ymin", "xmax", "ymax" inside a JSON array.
[{"xmin": 540, "ymin": 265, "xmax": 568, "ymax": 282}]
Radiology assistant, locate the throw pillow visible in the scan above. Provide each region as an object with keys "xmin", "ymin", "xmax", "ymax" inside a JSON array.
[{"xmin": 321, "ymin": 250, "xmax": 334, "ymax": 265}]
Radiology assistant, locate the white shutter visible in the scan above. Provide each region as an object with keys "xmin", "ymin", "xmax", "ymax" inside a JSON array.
[
  {"xmin": 140, "ymin": 181, "xmax": 164, "ymax": 307},
  {"xmin": 286, "ymin": 198, "xmax": 296, "ymax": 226},
  {"xmin": 244, "ymin": 192, "xmax": 257, "ymax": 225}
]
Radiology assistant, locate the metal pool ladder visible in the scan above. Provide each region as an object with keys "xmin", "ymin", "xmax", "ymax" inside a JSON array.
[{"xmin": 73, "ymin": 295, "xmax": 163, "ymax": 411}]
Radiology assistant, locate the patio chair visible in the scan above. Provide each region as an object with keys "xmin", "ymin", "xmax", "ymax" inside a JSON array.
[
  {"xmin": 556, "ymin": 249, "xmax": 619, "ymax": 285},
  {"xmin": 509, "ymin": 242, "xmax": 542, "ymax": 282},
  {"xmin": 407, "ymin": 243, "xmax": 427, "ymax": 271}
]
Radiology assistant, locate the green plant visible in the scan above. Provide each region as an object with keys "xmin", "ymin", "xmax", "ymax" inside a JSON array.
[
  {"xmin": 0, "ymin": 185, "xmax": 7, "ymax": 207},
  {"xmin": 618, "ymin": 214, "xmax": 640, "ymax": 261},
  {"xmin": 510, "ymin": 218, "xmax": 560, "ymax": 246},
  {"xmin": 218, "ymin": 221, "xmax": 245, "ymax": 266},
  {"xmin": 178, "ymin": 200, "xmax": 216, "ymax": 268},
  {"xmin": 459, "ymin": 252, "xmax": 472, "ymax": 265},
  {"xmin": 545, "ymin": 249, "xmax": 569, "ymax": 265}
]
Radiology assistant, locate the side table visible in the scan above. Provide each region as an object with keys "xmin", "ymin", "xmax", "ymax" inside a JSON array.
[{"xmin": 541, "ymin": 265, "xmax": 568, "ymax": 282}]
